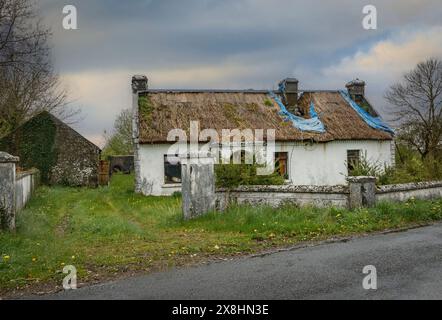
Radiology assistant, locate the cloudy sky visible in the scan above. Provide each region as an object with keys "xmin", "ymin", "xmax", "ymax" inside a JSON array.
[{"xmin": 38, "ymin": 0, "xmax": 442, "ymax": 147}]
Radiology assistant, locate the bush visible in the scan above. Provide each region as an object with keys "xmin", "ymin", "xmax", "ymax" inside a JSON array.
[
  {"xmin": 215, "ymin": 163, "xmax": 285, "ymax": 188},
  {"xmin": 349, "ymin": 146, "xmax": 442, "ymax": 185},
  {"xmin": 348, "ymin": 151, "xmax": 382, "ymax": 177},
  {"xmin": 378, "ymin": 157, "xmax": 442, "ymax": 185}
]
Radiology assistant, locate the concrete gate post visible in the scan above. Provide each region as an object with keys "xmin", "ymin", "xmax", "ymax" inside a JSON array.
[
  {"xmin": 0, "ymin": 152, "xmax": 19, "ymax": 231},
  {"xmin": 180, "ymin": 152, "xmax": 216, "ymax": 220},
  {"xmin": 347, "ymin": 176, "xmax": 377, "ymax": 209}
]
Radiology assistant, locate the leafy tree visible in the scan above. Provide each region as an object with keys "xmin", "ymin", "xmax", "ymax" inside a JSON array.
[{"xmin": 102, "ymin": 109, "xmax": 134, "ymax": 157}]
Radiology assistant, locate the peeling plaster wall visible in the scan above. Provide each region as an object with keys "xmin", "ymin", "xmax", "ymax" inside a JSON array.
[
  {"xmin": 138, "ymin": 140, "xmax": 392, "ymax": 196},
  {"xmin": 15, "ymin": 169, "xmax": 39, "ymax": 212}
]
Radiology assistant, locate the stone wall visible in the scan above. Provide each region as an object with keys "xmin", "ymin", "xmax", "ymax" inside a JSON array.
[
  {"xmin": 0, "ymin": 152, "xmax": 40, "ymax": 231},
  {"xmin": 50, "ymin": 116, "xmax": 100, "ymax": 187},
  {"xmin": 215, "ymin": 180, "xmax": 442, "ymax": 212},
  {"xmin": 0, "ymin": 152, "xmax": 19, "ymax": 230},
  {"xmin": 216, "ymin": 185, "xmax": 349, "ymax": 210},
  {"xmin": 376, "ymin": 181, "xmax": 442, "ymax": 202},
  {"xmin": 179, "ymin": 154, "xmax": 442, "ymax": 218}
]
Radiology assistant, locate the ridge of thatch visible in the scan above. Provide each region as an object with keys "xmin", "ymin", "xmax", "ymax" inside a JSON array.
[{"xmin": 138, "ymin": 90, "xmax": 393, "ymax": 144}]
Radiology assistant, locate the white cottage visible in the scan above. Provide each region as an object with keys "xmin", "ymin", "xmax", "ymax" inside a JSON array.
[{"xmin": 131, "ymin": 76, "xmax": 394, "ymax": 196}]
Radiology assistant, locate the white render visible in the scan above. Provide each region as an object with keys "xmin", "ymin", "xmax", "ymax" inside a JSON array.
[{"xmin": 137, "ymin": 140, "xmax": 393, "ymax": 196}]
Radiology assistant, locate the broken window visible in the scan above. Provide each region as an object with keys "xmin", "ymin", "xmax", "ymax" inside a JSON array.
[
  {"xmin": 347, "ymin": 150, "xmax": 361, "ymax": 173},
  {"xmin": 275, "ymin": 152, "xmax": 288, "ymax": 179},
  {"xmin": 164, "ymin": 155, "xmax": 181, "ymax": 184}
]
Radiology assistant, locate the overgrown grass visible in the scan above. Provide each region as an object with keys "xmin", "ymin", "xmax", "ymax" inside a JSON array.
[{"xmin": 1, "ymin": 174, "xmax": 442, "ymax": 295}]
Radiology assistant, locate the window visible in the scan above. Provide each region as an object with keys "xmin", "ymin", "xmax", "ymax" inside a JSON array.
[
  {"xmin": 275, "ymin": 152, "xmax": 288, "ymax": 179},
  {"xmin": 347, "ymin": 150, "xmax": 361, "ymax": 173},
  {"xmin": 164, "ymin": 155, "xmax": 181, "ymax": 184}
]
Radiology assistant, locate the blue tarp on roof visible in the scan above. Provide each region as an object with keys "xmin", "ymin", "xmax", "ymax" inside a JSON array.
[
  {"xmin": 339, "ymin": 90, "xmax": 395, "ymax": 134},
  {"xmin": 269, "ymin": 91, "xmax": 326, "ymax": 133}
]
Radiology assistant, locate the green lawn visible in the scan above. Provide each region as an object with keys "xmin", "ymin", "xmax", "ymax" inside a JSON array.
[{"xmin": 1, "ymin": 174, "xmax": 442, "ymax": 295}]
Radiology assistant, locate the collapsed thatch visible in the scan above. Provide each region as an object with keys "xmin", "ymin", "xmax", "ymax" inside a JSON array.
[{"xmin": 138, "ymin": 90, "xmax": 392, "ymax": 144}]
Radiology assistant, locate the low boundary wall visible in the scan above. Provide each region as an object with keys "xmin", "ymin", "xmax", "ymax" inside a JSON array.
[
  {"xmin": 178, "ymin": 153, "xmax": 442, "ymax": 218},
  {"xmin": 216, "ymin": 185, "xmax": 349, "ymax": 210},
  {"xmin": 215, "ymin": 180, "xmax": 442, "ymax": 211},
  {"xmin": 376, "ymin": 181, "xmax": 442, "ymax": 203},
  {"xmin": 1, "ymin": 152, "xmax": 40, "ymax": 231},
  {"xmin": 15, "ymin": 169, "xmax": 40, "ymax": 212}
]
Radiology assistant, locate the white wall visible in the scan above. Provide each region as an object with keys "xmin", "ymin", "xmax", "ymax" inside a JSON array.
[
  {"xmin": 138, "ymin": 144, "xmax": 182, "ymax": 196},
  {"xmin": 280, "ymin": 140, "xmax": 393, "ymax": 186},
  {"xmin": 138, "ymin": 140, "xmax": 393, "ymax": 196},
  {"xmin": 15, "ymin": 171, "xmax": 37, "ymax": 211}
]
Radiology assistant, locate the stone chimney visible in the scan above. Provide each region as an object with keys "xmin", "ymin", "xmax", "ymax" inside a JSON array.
[
  {"xmin": 132, "ymin": 75, "xmax": 148, "ymax": 93},
  {"xmin": 345, "ymin": 79, "xmax": 365, "ymax": 98},
  {"xmin": 131, "ymin": 75, "xmax": 148, "ymax": 194},
  {"xmin": 279, "ymin": 78, "xmax": 299, "ymax": 113}
]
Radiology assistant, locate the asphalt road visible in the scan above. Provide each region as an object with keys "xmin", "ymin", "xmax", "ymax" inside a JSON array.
[{"xmin": 36, "ymin": 223, "xmax": 442, "ymax": 300}]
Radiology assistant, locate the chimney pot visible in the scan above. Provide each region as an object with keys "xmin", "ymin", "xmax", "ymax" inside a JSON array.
[
  {"xmin": 132, "ymin": 75, "xmax": 148, "ymax": 93},
  {"xmin": 346, "ymin": 78, "xmax": 365, "ymax": 98},
  {"xmin": 279, "ymin": 78, "xmax": 299, "ymax": 112}
]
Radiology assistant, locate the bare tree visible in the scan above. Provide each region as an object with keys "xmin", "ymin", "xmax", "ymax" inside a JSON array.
[
  {"xmin": 0, "ymin": 0, "xmax": 49, "ymax": 68},
  {"xmin": 385, "ymin": 58, "xmax": 442, "ymax": 159},
  {"xmin": 0, "ymin": 0, "xmax": 74, "ymax": 138}
]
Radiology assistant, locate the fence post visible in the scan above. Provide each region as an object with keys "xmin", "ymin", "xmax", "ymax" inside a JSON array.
[
  {"xmin": 347, "ymin": 176, "xmax": 377, "ymax": 209},
  {"xmin": 0, "ymin": 152, "xmax": 19, "ymax": 231},
  {"xmin": 180, "ymin": 152, "xmax": 216, "ymax": 220}
]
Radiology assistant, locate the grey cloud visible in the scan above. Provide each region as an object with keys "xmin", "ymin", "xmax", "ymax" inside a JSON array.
[
  {"xmin": 36, "ymin": 0, "xmax": 442, "ymax": 143},
  {"xmin": 43, "ymin": 0, "xmax": 441, "ymax": 73}
]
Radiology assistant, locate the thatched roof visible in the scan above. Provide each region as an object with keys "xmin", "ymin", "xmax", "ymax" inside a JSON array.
[{"xmin": 138, "ymin": 90, "xmax": 393, "ymax": 144}]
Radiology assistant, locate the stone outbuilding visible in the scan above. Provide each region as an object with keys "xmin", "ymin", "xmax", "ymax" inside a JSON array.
[{"xmin": 0, "ymin": 111, "xmax": 101, "ymax": 187}]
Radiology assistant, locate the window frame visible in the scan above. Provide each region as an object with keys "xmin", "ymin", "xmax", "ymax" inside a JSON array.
[
  {"xmin": 347, "ymin": 149, "xmax": 361, "ymax": 173},
  {"xmin": 275, "ymin": 152, "xmax": 289, "ymax": 179},
  {"xmin": 164, "ymin": 154, "xmax": 182, "ymax": 185}
]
